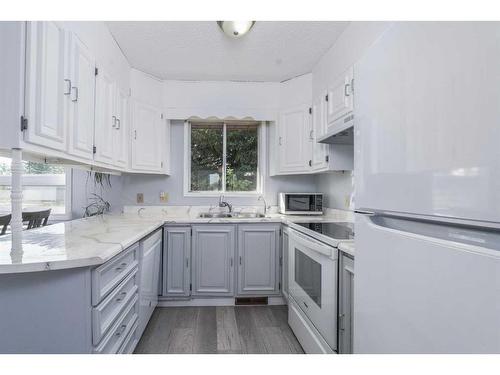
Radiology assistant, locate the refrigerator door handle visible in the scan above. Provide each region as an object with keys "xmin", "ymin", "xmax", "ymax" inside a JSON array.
[{"xmin": 360, "ymin": 213, "xmax": 500, "ymax": 257}]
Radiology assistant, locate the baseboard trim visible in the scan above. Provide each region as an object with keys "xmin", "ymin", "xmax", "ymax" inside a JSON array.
[{"xmin": 157, "ymin": 296, "xmax": 286, "ymax": 307}]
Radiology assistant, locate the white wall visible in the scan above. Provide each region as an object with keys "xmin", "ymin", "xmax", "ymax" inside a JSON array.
[
  {"xmin": 120, "ymin": 121, "xmax": 316, "ymax": 207},
  {"xmin": 163, "ymin": 80, "xmax": 281, "ymax": 121},
  {"xmin": 312, "ymin": 22, "xmax": 391, "ymax": 210},
  {"xmin": 130, "ymin": 68, "xmax": 163, "ymax": 107},
  {"xmin": 69, "ymin": 22, "xmax": 391, "ymax": 214},
  {"xmin": 312, "ymin": 22, "xmax": 390, "ymax": 99},
  {"xmin": 71, "ymin": 170, "xmax": 123, "ymax": 219},
  {"xmin": 61, "ymin": 21, "xmax": 131, "ymax": 91},
  {"xmin": 279, "ymin": 73, "xmax": 312, "ymax": 108}
]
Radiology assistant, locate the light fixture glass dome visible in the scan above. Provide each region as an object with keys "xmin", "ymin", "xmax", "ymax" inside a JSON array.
[{"xmin": 217, "ymin": 21, "xmax": 255, "ymax": 38}]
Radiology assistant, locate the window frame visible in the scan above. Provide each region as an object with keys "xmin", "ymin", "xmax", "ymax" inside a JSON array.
[
  {"xmin": 0, "ymin": 167, "xmax": 72, "ymax": 222},
  {"xmin": 183, "ymin": 120, "xmax": 266, "ymax": 197}
]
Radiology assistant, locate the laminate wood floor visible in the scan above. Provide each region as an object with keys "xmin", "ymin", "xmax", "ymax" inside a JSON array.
[{"xmin": 134, "ymin": 305, "xmax": 304, "ymax": 354}]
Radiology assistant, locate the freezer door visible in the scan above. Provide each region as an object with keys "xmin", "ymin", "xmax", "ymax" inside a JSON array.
[
  {"xmin": 355, "ymin": 22, "xmax": 500, "ymax": 223},
  {"xmin": 354, "ymin": 213, "xmax": 500, "ymax": 353}
]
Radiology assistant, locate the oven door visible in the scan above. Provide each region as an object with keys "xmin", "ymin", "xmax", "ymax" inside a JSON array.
[{"xmin": 288, "ymin": 229, "xmax": 338, "ymax": 351}]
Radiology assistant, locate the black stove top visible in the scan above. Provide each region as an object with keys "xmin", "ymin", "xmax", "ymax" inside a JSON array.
[{"xmin": 296, "ymin": 222, "xmax": 354, "ymax": 240}]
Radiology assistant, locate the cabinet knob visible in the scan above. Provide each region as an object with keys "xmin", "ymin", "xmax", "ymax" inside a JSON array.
[
  {"xmin": 71, "ymin": 86, "xmax": 79, "ymax": 102},
  {"xmin": 64, "ymin": 79, "xmax": 71, "ymax": 95},
  {"xmin": 116, "ymin": 291, "xmax": 127, "ymax": 302},
  {"xmin": 344, "ymin": 83, "xmax": 351, "ymax": 97},
  {"xmin": 115, "ymin": 324, "xmax": 127, "ymax": 337}
]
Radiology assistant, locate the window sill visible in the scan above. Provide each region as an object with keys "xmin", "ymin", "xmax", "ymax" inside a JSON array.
[{"xmin": 184, "ymin": 191, "xmax": 263, "ymax": 198}]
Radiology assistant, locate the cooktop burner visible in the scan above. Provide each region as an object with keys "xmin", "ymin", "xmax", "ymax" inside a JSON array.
[{"xmin": 296, "ymin": 222, "xmax": 354, "ymax": 240}]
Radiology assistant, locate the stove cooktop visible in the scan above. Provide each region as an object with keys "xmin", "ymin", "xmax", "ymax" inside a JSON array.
[{"xmin": 296, "ymin": 222, "xmax": 354, "ymax": 240}]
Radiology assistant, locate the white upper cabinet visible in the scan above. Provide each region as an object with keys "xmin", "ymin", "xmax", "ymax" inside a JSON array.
[
  {"xmin": 67, "ymin": 34, "xmax": 96, "ymax": 160},
  {"xmin": 326, "ymin": 66, "xmax": 354, "ymax": 124},
  {"xmin": 277, "ymin": 104, "xmax": 312, "ymax": 174},
  {"xmin": 130, "ymin": 100, "xmax": 164, "ymax": 172},
  {"xmin": 113, "ymin": 88, "xmax": 129, "ymax": 168},
  {"xmin": 24, "ymin": 21, "xmax": 68, "ymax": 151},
  {"xmin": 94, "ymin": 69, "xmax": 131, "ymax": 170},
  {"xmin": 310, "ymin": 94, "xmax": 329, "ymax": 171},
  {"xmin": 94, "ymin": 67, "xmax": 116, "ymax": 165}
]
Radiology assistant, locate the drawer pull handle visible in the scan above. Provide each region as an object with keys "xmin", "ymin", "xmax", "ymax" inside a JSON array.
[
  {"xmin": 115, "ymin": 324, "xmax": 127, "ymax": 337},
  {"xmin": 115, "ymin": 262, "xmax": 128, "ymax": 272},
  {"xmin": 116, "ymin": 291, "xmax": 127, "ymax": 302}
]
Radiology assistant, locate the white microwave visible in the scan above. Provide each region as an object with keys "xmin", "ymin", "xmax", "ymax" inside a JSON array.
[{"xmin": 278, "ymin": 193, "xmax": 323, "ymax": 215}]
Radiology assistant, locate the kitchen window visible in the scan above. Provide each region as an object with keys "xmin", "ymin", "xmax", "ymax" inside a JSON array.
[
  {"xmin": 184, "ymin": 121, "xmax": 264, "ymax": 195},
  {"xmin": 0, "ymin": 157, "xmax": 72, "ymax": 221}
]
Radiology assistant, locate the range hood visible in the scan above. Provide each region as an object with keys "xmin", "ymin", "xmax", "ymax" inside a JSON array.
[{"xmin": 317, "ymin": 113, "xmax": 354, "ymax": 144}]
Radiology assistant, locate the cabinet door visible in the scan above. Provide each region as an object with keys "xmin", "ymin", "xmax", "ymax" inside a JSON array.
[
  {"xmin": 24, "ymin": 21, "xmax": 68, "ymax": 151},
  {"xmin": 339, "ymin": 254, "xmax": 354, "ymax": 354},
  {"xmin": 282, "ymin": 227, "xmax": 289, "ymax": 299},
  {"xmin": 237, "ymin": 224, "xmax": 280, "ymax": 295},
  {"xmin": 113, "ymin": 88, "xmax": 129, "ymax": 168},
  {"xmin": 94, "ymin": 67, "xmax": 116, "ymax": 165},
  {"xmin": 138, "ymin": 232, "xmax": 162, "ymax": 337},
  {"xmin": 278, "ymin": 105, "xmax": 311, "ymax": 174},
  {"xmin": 311, "ymin": 95, "xmax": 329, "ymax": 171},
  {"xmin": 192, "ymin": 225, "xmax": 235, "ymax": 296},
  {"xmin": 131, "ymin": 100, "xmax": 163, "ymax": 172},
  {"xmin": 326, "ymin": 66, "xmax": 354, "ymax": 124},
  {"xmin": 67, "ymin": 34, "xmax": 95, "ymax": 159},
  {"xmin": 163, "ymin": 227, "xmax": 191, "ymax": 297}
]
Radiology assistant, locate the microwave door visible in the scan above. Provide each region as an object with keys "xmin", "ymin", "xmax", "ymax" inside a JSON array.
[{"xmin": 288, "ymin": 196, "xmax": 311, "ymax": 211}]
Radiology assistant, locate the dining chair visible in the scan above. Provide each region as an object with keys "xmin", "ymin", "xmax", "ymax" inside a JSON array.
[
  {"xmin": 0, "ymin": 214, "xmax": 11, "ymax": 235},
  {"xmin": 22, "ymin": 209, "xmax": 51, "ymax": 230}
]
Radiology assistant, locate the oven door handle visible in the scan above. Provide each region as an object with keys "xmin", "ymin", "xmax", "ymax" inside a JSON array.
[{"xmin": 291, "ymin": 230, "xmax": 335, "ymax": 258}]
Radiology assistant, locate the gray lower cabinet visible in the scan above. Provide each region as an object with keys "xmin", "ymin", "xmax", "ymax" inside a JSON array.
[
  {"xmin": 163, "ymin": 226, "xmax": 191, "ymax": 297},
  {"xmin": 192, "ymin": 225, "xmax": 235, "ymax": 296},
  {"xmin": 281, "ymin": 226, "xmax": 289, "ymax": 299},
  {"xmin": 237, "ymin": 224, "xmax": 281, "ymax": 296},
  {"xmin": 339, "ymin": 253, "xmax": 354, "ymax": 354}
]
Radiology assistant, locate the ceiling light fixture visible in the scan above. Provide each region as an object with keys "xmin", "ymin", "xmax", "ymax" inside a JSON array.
[{"xmin": 217, "ymin": 21, "xmax": 255, "ymax": 38}]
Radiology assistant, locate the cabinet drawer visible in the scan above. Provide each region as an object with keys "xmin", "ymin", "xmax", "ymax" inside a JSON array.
[
  {"xmin": 93, "ymin": 293, "xmax": 139, "ymax": 354},
  {"xmin": 92, "ymin": 267, "xmax": 139, "ymax": 345},
  {"xmin": 92, "ymin": 243, "xmax": 139, "ymax": 306},
  {"xmin": 118, "ymin": 320, "xmax": 138, "ymax": 354}
]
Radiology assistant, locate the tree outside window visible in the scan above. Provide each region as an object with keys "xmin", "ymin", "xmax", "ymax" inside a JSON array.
[{"xmin": 189, "ymin": 122, "xmax": 260, "ymax": 193}]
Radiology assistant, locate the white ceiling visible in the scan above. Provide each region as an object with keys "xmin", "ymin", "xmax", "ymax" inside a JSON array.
[{"xmin": 106, "ymin": 21, "xmax": 349, "ymax": 82}]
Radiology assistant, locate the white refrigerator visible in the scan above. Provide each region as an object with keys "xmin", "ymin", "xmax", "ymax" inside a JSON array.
[{"xmin": 353, "ymin": 22, "xmax": 500, "ymax": 353}]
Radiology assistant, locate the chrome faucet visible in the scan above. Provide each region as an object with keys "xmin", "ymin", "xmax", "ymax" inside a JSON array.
[
  {"xmin": 258, "ymin": 195, "xmax": 269, "ymax": 216},
  {"xmin": 218, "ymin": 195, "xmax": 233, "ymax": 213}
]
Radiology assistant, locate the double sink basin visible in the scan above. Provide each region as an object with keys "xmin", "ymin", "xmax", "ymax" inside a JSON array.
[{"xmin": 198, "ymin": 212, "xmax": 266, "ymax": 219}]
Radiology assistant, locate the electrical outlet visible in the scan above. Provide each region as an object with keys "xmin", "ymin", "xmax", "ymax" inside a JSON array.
[
  {"xmin": 159, "ymin": 192, "xmax": 168, "ymax": 203},
  {"xmin": 137, "ymin": 193, "xmax": 144, "ymax": 204},
  {"xmin": 344, "ymin": 195, "xmax": 350, "ymax": 208}
]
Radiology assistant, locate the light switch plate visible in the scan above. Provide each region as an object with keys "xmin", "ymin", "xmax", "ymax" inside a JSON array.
[
  {"xmin": 159, "ymin": 192, "xmax": 168, "ymax": 203},
  {"xmin": 137, "ymin": 193, "xmax": 144, "ymax": 204}
]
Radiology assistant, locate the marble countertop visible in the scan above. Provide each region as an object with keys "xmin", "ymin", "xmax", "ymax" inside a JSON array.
[{"xmin": 0, "ymin": 206, "xmax": 354, "ymax": 275}]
